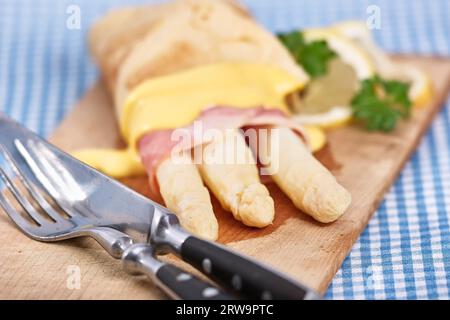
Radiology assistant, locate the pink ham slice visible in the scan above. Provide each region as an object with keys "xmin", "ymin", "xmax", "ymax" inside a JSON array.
[{"xmin": 139, "ymin": 106, "xmax": 308, "ymax": 195}]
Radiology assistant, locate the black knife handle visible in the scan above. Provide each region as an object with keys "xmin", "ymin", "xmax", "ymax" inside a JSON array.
[
  {"xmin": 122, "ymin": 242, "xmax": 234, "ymax": 300},
  {"xmin": 180, "ymin": 236, "xmax": 320, "ymax": 300},
  {"xmin": 156, "ymin": 263, "xmax": 235, "ymax": 300}
]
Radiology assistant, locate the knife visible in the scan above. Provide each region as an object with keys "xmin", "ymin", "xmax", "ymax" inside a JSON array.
[{"xmin": 0, "ymin": 114, "xmax": 320, "ymax": 300}]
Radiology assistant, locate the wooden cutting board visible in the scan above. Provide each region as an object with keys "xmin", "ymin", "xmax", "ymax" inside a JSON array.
[{"xmin": 1, "ymin": 56, "xmax": 450, "ymax": 299}]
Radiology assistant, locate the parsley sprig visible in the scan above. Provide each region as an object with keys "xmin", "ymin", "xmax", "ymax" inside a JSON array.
[
  {"xmin": 278, "ymin": 31, "xmax": 412, "ymax": 132},
  {"xmin": 351, "ymin": 76, "xmax": 412, "ymax": 132},
  {"xmin": 278, "ymin": 31, "xmax": 336, "ymax": 78}
]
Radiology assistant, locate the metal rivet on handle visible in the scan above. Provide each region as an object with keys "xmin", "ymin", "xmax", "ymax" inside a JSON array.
[
  {"xmin": 202, "ymin": 258, "xmax": 212, "ymax": 274},
  {"xmin": 261, "ymin": 290, "xmax": 272, "ymax": 300},
  {"xmin": 176, "ymin": 273, "xmax": 192, "ymax": 282},
  {"xmin": 232, "ymin": 274, "xmax": 242, "ymax": 290},
  {"xmin": 203, "ymin": 287, "xmax": 219, "ymax": 298}
]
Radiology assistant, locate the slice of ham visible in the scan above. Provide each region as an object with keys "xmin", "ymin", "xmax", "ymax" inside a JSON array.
[{"xmin": 139, "ymin": 106, "xmax": 309, "ymax": 195}]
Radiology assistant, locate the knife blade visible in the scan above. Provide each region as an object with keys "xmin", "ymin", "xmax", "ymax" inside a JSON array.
[{"xmin": 0, "ymin": 114, "xmax": 320, "ymax": 300}]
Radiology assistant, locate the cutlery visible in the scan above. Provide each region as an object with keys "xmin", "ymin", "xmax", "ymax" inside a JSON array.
[
  {"xmin": 0, "ymin": 115, "xmax": 320, "ymax": 300},
  {"xmin": 0, "ymin": 143, "xmax": 233, "ymax": 299}
]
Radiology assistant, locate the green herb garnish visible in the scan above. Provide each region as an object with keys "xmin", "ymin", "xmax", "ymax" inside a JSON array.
[
  {"xmin": 278, "ymin": 31, "xmax": 336, "ymax": 78},
  {"xmin": 351, "ymin": 75, "xmax": 412, "ymax": 132}
]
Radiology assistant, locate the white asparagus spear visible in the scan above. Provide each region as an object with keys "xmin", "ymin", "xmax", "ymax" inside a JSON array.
[
  {"xmin": 156, "ymin": 153, "xmax": 218, "ymax": 240},
  {"xmin": 195, "ymin": 129, "xmax": 275, "ymax": 227},
  {"xmin": 257, "ymin": 126, "xmax": 351, "ymax": 223}
]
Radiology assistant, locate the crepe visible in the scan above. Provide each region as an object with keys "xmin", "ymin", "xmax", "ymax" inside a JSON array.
[{"xmin": 86, "ymin": 0, "xmax": 351, "ymax": 239}]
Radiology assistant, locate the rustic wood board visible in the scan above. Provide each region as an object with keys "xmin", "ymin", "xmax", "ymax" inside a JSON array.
[{"xmin": 1, "ymin": 56, "xmax": 450, "ymax": 299}]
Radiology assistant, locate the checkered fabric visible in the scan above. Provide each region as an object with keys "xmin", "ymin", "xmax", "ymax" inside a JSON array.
[{"xmin": 0, "ymin": 0, "xmax": 449, "ymax": 299}]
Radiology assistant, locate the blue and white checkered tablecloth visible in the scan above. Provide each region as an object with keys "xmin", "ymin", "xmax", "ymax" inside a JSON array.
[{"xmin": 0, "ymin": 0, "xmax": 449, "ymax": 300}]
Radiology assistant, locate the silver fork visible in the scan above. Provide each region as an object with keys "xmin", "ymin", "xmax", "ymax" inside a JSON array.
[
  {"xmin": 0, "ymin": 115, "xmax": 320, "ymax": 300},
  {"xmin": 0, "ymin": 140, "xmax": 233, "ymax": 300}
]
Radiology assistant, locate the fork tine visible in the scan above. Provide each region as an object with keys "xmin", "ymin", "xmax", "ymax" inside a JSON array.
[
  {"xmin": 0, "ymin": 190, "xmax": 39, "ymax": 236},
  {"xmin": 0, "ymin": 145, "xmax": 63, "ymax": 222},
  {"xmin": 15, "ymin": 139, "xmax": 83, "ymax": 221},
  {"xmin": 0, "ymin": 166, "xmax": 45, "ymax": 226}
]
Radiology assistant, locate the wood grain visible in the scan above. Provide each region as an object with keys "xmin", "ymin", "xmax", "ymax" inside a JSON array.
[{"xmin": 1, "ymin": 56, "xmax": 449, "ymax": 299}]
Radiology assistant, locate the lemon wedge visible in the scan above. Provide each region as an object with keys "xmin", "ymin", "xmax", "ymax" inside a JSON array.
[
  {"xmin": 290, "ymin": 58, "xmax": 355, "ymax": 128},
  {"xmin": 333, "ymin": 21, "xmax": 433, "ymax": 107},
  {"xmin": 303, "ymin": 28, "xmax": 376, "ymax": 80},
  {"xmin": 289, "ymin": 28, "xmax": 375, "ymax": 129}
]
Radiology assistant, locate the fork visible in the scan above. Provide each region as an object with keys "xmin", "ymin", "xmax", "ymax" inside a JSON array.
[
  {"xmin": 0, "ymin": 114, "xmax": 321, "ymax": 300},
  {"xmin": 0, "ymin": 141, "xmax": 234, "ymax": 300}
]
